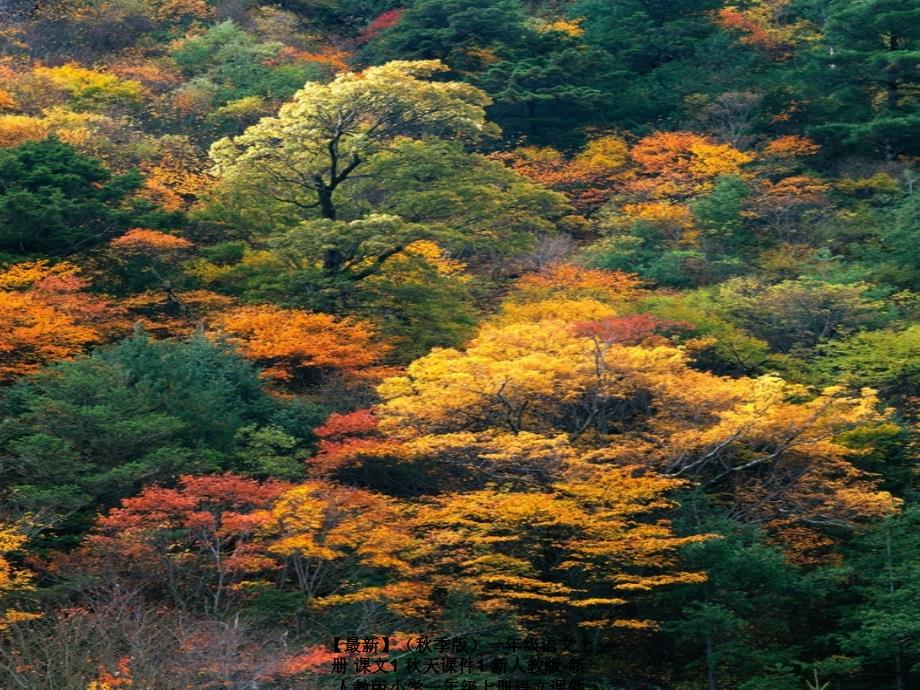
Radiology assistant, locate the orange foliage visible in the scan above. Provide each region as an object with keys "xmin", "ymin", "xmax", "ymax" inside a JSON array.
[
  {"xmin": 495, "ymin": 136, "xmax": 630, "ymax": 213},
  {"xmin": 0, "ymin": 89, "xmax": 17, "ymax": 111},
  {"xmin": 309, "ymin": 409, "xmax": 404, "ymax": 476},
  {"xmin": 764, "ymin": 519, "xmax": 841, "ymax": 565},
  {"xmin": 316, "ymin": 409, "xmax": 379, "ymax": 439},
  {"xmin": 95, "ymin": 658, "xmax": 133, "ymax": 687},
  {"xmin": 356, "ymin": 9, "xmax": 405, "ymax": 45},
  {"xmin": 573, "ymin": 314, "xmax": 692, "ymax": 346},
  {"xmin": 211, "ymin": 305, "xmax": 388, "ymax": 382},
  {"xmin": 753, "ymin": 175, "xmax": 831, "ymax": 228},
  {"xmin": 110, "ymin": 228, "xmax": 194, "ymax": 254},
  {"xmin": 259, "ymin": 645, "xmax": 336, "ymax": 680},
  {"xmin": 109, "ymin": 60, "xmax": 182, "ymax": 93},
  {"xmin": 762, "ymin": 135, "xmax": 821, "ymax": 158},
  {"xmin": 719, "ymin": 7, "xmax": 779, "ymax": 52},
  {"xmin": 154, "ymin": 0, "xmax": 214, "ymax": 21},
  {"xmin": 274, "ymin": 46, "xmax": 353, "ymax": 73},
  {"xmin": 628, "ymin": 131, "xmax": 752, "ymax": 198},
  {"xmin": 0, "ymin": 261, "xmax": 125, "ymax": 380},
  {"xmin": 96, "ymin": 473, "xmax": 289, "ymax": 534},
  {"xmin": 513, "ymin": 263, "xmax": 641, "ymax": 302},
  {"xmin": 120, "ymin": 289, "xmax": 236, "ymax": 338},
  {"xmin": 717, "ymin": 1, "xmax": 815, "ymax": 59}
]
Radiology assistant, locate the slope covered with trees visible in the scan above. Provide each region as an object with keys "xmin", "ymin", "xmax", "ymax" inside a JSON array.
[{"xmin": 0, "ymin": 1, "xmax": 917, "ymax": 688}]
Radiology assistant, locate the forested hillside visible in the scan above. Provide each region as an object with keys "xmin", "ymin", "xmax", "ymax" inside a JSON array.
[{"xmin": 0, "ymin": 1, "xmax": 917, "ymax": 688}]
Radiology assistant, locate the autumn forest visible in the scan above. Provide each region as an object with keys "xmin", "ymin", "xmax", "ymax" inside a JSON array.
[{"xmin": 0, "ymin": 0, "xmax": 917, "ymax": 688}]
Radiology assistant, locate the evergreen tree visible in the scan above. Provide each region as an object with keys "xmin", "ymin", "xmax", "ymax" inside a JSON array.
[
  {"xmin": 0, "ymin": 138, "xmax": 178, "ymax": 256},
  {"xmin": 809, "ymin": 0, "xmax": 920, "ymax": 156}
]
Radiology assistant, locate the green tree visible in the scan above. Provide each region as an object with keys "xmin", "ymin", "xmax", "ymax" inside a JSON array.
[
  {"xmin": 838, "ymin": 506, "xmax": 920, "ymax": 690},
  {"xmin": 691, "ymin": 174, "xmax": 750, "ymax": 259},
  {"xmin": 582, "ymin": 221, "xmax": 711, "ymax": 288},
  {"xmin": 664, "ymin": 516, "xmax": 819, "ymax": 690},
  {"xmin": 171, "ymin": 20, "xmax": 323, "ymax": 107},
  {"xmin": 0, "ymin": 332, "xmax": 322, "ymax": 543},
  {"xmin": 638, "ymin": 290, "xmax": 774, "ymax": 376},
  {"xmin": 0, "ymin": 138, "xmax": 177, "ymax": 256},
  {"xmin": 715, "ymin": 277, "xmax": 890, "ymax": 353},
  {"xmin": 205, "ymin": 61, "xmax": 568, "ymax": 300},
  {"xmin": 477, "ymin": 43, "xmax": 624, "ymax": 145},
  {"xmin": 569, "ymin": 0, "xmax": 729, "ymax": 125},
  {"xmin": 808, "ymin": 0, "xmax": 920, "ymax": 157},
  {"xmin": 873, "ymin": 181, "xmax": 920, "ymax": 287},
  {"xmin": 361, "ymin": 0, "xmax": 529, "ymax": 72},
  {"xmin": 817, "ymin": 325, "xmax": 920, "ymax": 401},
  {"xmin": 208, "ymin": 59, "xmax": 497, "ymax": 224}
]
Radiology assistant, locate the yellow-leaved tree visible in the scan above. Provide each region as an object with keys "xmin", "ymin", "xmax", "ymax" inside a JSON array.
[
  {"xmin": 0, "ymin": 521, "xmax": 40, "ymax": 630},
  {"xmin": 313, "ymin": 263, "xmax": 898, "ymax": 632}
]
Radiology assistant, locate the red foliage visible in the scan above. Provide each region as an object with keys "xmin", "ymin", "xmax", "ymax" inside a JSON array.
[
  {"xmin": 315, "ymin": 409, "xmax": 379, "ymax": 440},
  {"xmin": 85, "ymin": 474, "xmax": 295, "ymax": 612},
  {"xmin": 573, "ymin": 314, "xmax": 692, "ymax": 345},
  {"xmin": 97, "ymin": 473, "xmax": 290, "ymax": 534},
  {"xmin": 356, "ymin": 9, "xmax": 405, "ymax": 45},
  {"xmin": 259, "ymin": 645, "xmax": 335, "ymax": 680},
  {"xmin": 309, "ymin": 409, "xmax": 405, "ymax": 476}
]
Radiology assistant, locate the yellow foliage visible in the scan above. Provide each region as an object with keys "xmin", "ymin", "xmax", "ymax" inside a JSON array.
[
  {"xmin": 377, "ymin": 285, "xmax": 896, "ymax": 534},
  {"xmin": 264, "ymin": 481, "xmax": 420, "ymax": 603},
  {"xmin": 0, "ymin": 114, "xmax": 48, "ymax": 148},
  {"xmin": 185, "ymin": 249, "xmax": 290, "ymax": 288},
  {"xmin": 495, "ymin": 298, "xmax": 617, "ymax": 325},
  {"xmin": 398, "ymin": 240, "xmax": 469, "ymax": 278},
  {"xmin": 537, "ymin": 17, "xmax": 585, "ymax": 37},
  {"xmin": 572, "ymin": 135, "xmax": 630, "ymax": 172},
  {"xmin": 378, "ymin": 315, "xmax": 690, "ymax": 438},
  {"xmin": 687, "ymin": 140, "xmax": 753, "ymax": 177},
  {"xmin": 31, "ymin": 107, "xmax": 131, "ymax": 160},
  {"xmin": 620, "ymin": 200, "xmax": 695, "ymax": 241},
  {"xmin": 413, "ymin": 463, "xmax": 709, "ymax": 619},
  {"xmin": 629, "ymin": 131, "xmax": 753, "ymax": 197},
  {"xmin": 34, "ymin": 63, "xmax": 144, "ymax": 109},
  {"xmin": 0, "ymin": 522, "xmax": 40, "ymax": 631},
  {"xmin": 0, "ymin": 260, "xmax": 81, "ymax": 290}
]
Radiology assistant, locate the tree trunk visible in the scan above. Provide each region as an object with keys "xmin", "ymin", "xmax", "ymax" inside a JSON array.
[
  {"xmin": 886, "ymin": 527, "xmax": 906, "ymax": 690},
  {"xmin": 706, "ymin": 632, "xmax": 720, "ymax": 690},
  {"xmin": 323, "ymin": 248, "xmax": 343, "ymax": 276},
  {"xmin": 314, "ymin": 177, "xmax": 336, "ymax": 220},
  {"xmin": 885, "ymin": 35, "xmax": 900, "ymax": 111}
]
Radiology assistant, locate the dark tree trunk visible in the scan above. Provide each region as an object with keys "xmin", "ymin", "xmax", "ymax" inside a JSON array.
[
  {"xmin": 315, "ymin": 181, "xmax": 336, "ymax": 220},
  {"xmin": 706, "ymin": 632, "xmax": 720, "ymax": 690}
]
